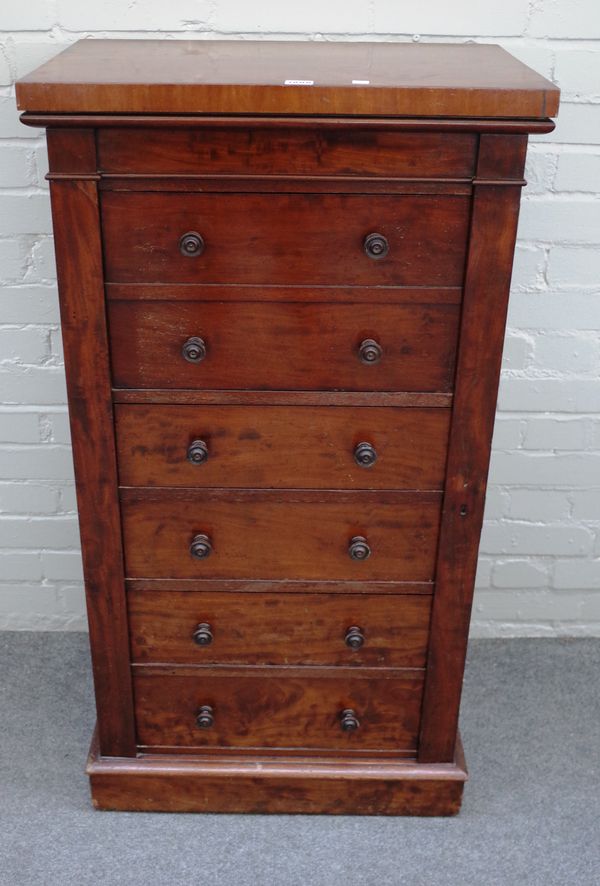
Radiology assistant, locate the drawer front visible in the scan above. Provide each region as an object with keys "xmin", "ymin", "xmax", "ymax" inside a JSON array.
[
  {"xmin": 115, "ymin": 405, "xmax": 451, "ymax": 489},
  {"xmin": 98, "ymin": 128, "xmax": 477, "ymax": 177},
  {"xmin": 128, "ymin": 589, "xmax": 432, "ymax": 668},
  {"xmin": 120, "ymin": 491, "xmax": 442, "ymax": 582},
  {"xmin": 133, "ymin": 669, "xmax": 424, "ymax": 751},
  {"xmin": 101, "ymin": 193, "xmax": 470, "ymax": 286},
  {"xmin": 108, "ymin": 302, "xmax": 459, "ymax": 392}
]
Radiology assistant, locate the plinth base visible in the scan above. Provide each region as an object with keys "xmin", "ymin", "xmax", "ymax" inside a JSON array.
[{"xmin": 87, "ymin": 729, "xmax": 467, "ymax": 816}]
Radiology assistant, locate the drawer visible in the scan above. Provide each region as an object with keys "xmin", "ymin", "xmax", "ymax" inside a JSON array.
[
  {"xmin": 115, "ymin": 405, "xmax": 451, "ymax": 489},
  {"xmin": 101, "ymin": 193, "xmax": 470, "ymax": 286},
  {"xmin": 98, "ymin": 128, "xmax": 477, "ymax": 177},
  {"xmin": 120, "ymin": 490, "xmax": 442, "ymax": 582},
  {"xmin": 128, "ymin": 589, "xmax": 432, "ymax": 668},
  {"xmin": 108, "ymin": 301, "xmax": 460, "ymax": 392},
  {"xmin": 133, "ymin": 667, "xmax": 424, "ymax": 751}
]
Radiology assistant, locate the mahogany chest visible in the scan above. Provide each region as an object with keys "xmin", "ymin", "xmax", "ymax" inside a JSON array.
[{"xmin": 17, "ymin": 40, "xmax": 559, "ymax": 815}]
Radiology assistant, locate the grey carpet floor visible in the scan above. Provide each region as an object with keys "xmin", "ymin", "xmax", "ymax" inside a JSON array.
[{"xmin": 0, "ymin": 634, "xmax": 598, "ymax": 886}]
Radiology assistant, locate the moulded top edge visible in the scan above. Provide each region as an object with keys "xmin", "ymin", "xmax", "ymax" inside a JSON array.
[{"xmin": 16, "ymin": 40, "xmax": 560, "ymax": 120}]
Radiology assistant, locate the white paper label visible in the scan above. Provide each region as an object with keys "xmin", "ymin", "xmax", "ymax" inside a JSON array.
[
  {"xmin": 352, "ymin": 79, "xmax": 370, "ymax": 85},
  {"xmin": 284, "ymin": 79, "xmax": 314, "ymax": 86}
]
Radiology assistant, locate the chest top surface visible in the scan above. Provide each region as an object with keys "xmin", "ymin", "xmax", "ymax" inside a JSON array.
[{"xmin": 16, "ymin": 39, "xmax": 559, "ymax": 119}]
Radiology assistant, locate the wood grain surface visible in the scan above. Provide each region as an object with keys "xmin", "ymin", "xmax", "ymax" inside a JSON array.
[
  {"xmin": 47, "ymin": 141, "xmax": 136, "ymax": 757},
  {"xmin": 87, "ymin": 727, "xmax": 467, "ymax": 814},
  {"xmin": 16, "ymin": 40, "xmax": 559, "ymax": 118},
  {"xmin": 128, "ymin": 588, "xmax": 432, "ymax": 668},
  {"xmin": 108, "ymin": 301, "xmax": 460, "ymax": 393},
  {"xmin": 132, "ymin": 666, "xmax": 424, "ymax": 751},
  {"xmin": 119, "ymin": 489, "xmax": 442, "ymax": 582},
  {"xmin": 114, "ymin": 404, "xmax": 451, "ymax": 489},
  {"xmin": 112, "ymin": 390, "xmax": 453, "ymax": 408},
  {"xmin": 105, "ymin": 283, "xmax": 463, "ymax": 305},
  {"xmin": 125, "ymin": 578, "xmax": 434, "ymax": 596},
  {"xmin": 419, "ymin": 140, "xmax": 527, "ymax": 763},
  {"xmin": 101, "ymin": 192, "xmax": 470, "ymax": 286},
  {"xmin": 97, "ymin": 127, "xmax": 477, "ymax": 177}
]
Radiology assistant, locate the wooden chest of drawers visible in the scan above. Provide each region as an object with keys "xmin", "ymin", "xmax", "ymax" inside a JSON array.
[{"xmin": 17, "ymin": 39, "xmax": 559, "ymax": 816}]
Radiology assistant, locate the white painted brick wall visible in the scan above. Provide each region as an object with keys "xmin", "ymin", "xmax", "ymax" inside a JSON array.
[
  {"xmin": 530, "ymin": 0, "xmax": 600, "ymax": 39},
  {"xmin": 0, "ymin": 2, "xmax": 599, "ymax": 636}
]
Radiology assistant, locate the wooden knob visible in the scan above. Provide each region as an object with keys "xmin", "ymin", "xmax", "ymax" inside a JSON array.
[
  {"xmin": 348, "ymin": 536, "xmax": 371, "ymax": 561},
  {"xmin": 192, "ymin": 623, "xmax": 213, "ymax": 646},
  {"xmin": 340, "ymin": 708, "xmax": 360, "ymax": 732},
  {"xmin": 181, "ymin": 336, "xmax": 207, "ymax": 364},
  {"xmin": 190, "ymin": 533, "xmax": 212, "ymax": 560},
  {"xmin": 196, "ymin": 705, "xmax": 214, "ymax": 728},
  {"xmin": 363, "ymin": 232, "xmax": 389, "ymax": 260},
  {"xmin": 344, "ymin": 626, "xmax": 365, "ymax": 650},
  {"xmin": 179, "ymin": 231, "xmax": 204, "ymax": 257},
  {"xmin": 358, "ymin": 339, "xmax": 382, "ymax": 365},
  {"xmin": 187, "ymin": 439, "xmax": 209, "ymax": 465},
  {"xmin": 354, "ymin": 442, "xmax": 377, "ymax": 468}
]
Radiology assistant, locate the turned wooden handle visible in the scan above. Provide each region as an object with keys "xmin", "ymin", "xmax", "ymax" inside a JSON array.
[
  {"xmin": 348, "ymin": 536, "xmax": 371, "ymax": 561},
  {"xmin": 187, "ymin": 439, "xmax": 209, "ymax": 465},
  {"xmin": 179, "ymin": 231, "xmax": 205, "ymax": 257},
  {"xmin": 192, "ymin": 623, "xmax": 213, "ymax": 646},
  {"xmin": 354, "ymin": 441, "xmax": 377, "ymax": 468},
  {"xmin": 344, "ymin": 626, "xmax": 365, "ymax": 650},
  {"xmin": 358, "ymin": 338, "xmax": 383, "ymax": 365},
  {"xmin": 363, "ymin": 232, "xmax": 389, "ymax": 259},
  {"xmin": 340, "ymin": 708, "xmax": 360, "ymax": 732},
  {"xmin": 181, "ymin": 336, "xmax": 207, "ymax": 363},
  {"xmin": 190, "ymin": 533, "xmax": 213, "ymax": 560},
  {"xmin": 195, "ymin": 705, "xmax": 214, "ymax": 728}
]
